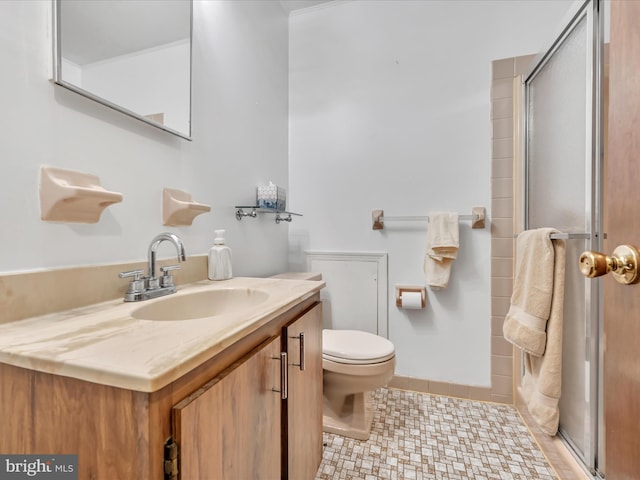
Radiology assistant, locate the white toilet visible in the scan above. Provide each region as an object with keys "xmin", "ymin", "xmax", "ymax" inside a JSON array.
[
  {"xmin": 271, "ymin": 272, "xmax": 396, "ymax": 441},
  {"xmin": 322, "ymin": 329, "xmax": 395, "ymax": 440}
]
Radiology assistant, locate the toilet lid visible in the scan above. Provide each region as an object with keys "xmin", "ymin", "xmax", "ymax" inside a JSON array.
[{"xmin": 323, "ymin": 329, "xmax": 395, "ymax": 364}]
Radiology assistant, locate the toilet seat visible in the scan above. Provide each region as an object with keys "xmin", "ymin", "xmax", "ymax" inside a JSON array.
[{"xmin": 323, "ymin": 329, "xmax": 395, "ymax": 365}]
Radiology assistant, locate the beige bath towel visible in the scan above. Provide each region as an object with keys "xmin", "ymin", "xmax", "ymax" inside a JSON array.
[
  {"xmin": 523, "ymin": 237, "xmax": 565, "ymax": 435},
  {"xmin": 503, "ymin": 228, "xmax": 561, "ymax": 356},
  {"xmin": 504, "ymin": 228, "xmax": 566, "ymax": 436},
  {"xmin": 423, "ymin": 212, "xmax": 459, "ymax": 288}
]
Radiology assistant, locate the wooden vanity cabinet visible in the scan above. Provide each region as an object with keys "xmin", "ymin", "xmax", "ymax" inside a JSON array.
[
  {"xmin": 0, "ymin": 294, "xmax": 322, "ymax": 480},
  {"xmin": 172, "ymin": 335, "xmax": 283, "ymax": 479},
  {"xmin": 170, "ymin": 301, "xmax": 322, "ymax": 480},
  {"xmin": 283, "ymin": 303, "xmax": 323, "ymax": 480}
]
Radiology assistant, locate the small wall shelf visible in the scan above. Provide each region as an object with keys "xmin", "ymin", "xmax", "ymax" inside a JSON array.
[
  {"xmin": 235, "ymin": 206, "xmax": 302, "ymax": 224},
  {"xmin": 163, "ymin": 188, "xmax": 211, "ymax": 226},
  {"xmin": 39, "ymin": 165, "xmax": 123, "ymax": 223}
]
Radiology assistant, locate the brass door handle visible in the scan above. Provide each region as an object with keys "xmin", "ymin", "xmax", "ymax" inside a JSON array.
[{"xmin": 579, "ymin": 245, "xmax": 640, "ymax": 285}]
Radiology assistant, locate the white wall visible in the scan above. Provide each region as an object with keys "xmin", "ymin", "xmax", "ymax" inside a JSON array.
[
  {"xmin": 0, "ymin": 1, "xmax": 289, "ymax": 277},
  {"xmin": 289, "ymin": 0, "xmax": 572, "ymax": 386}
]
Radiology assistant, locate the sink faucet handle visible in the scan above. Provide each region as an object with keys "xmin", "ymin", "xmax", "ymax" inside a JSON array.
[
  {"xmin": 160, "ymin": 265, "xmax": 181, "ymax": 288},
  {"xmin": 160, "ymin": 265, "xmax": 181, "ymax": 274},
  {"xmin": 118, "ymin": 269, "xmax": 146, "ymax": 295},
  {"xmin": 118, "ymin": 269, "xmax": 145, "ymax": 280}
]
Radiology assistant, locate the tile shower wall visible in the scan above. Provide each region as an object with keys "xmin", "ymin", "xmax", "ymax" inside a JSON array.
[
  {"xmin": 490, "ymin": 55, "xmax": 536, "ymax": 404},
  {"xmin": 491, "ymin": 55, "xmax": 592, "ymax": 480}
]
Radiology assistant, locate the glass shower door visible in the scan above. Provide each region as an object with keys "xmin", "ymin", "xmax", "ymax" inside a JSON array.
[{"xmin": 523, "ymin": 0, "xmax": 604, "ymax": 474}]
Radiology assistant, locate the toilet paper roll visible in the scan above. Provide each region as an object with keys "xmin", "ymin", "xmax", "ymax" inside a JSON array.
[{"xmin": 401, "ymin": 291, "xmax": 423, "ymax": 309}]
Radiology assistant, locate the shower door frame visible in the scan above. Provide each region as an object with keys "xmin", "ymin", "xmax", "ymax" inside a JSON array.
[{"xmin": 522, "ymin": 0, "xmax": 605, "ymax": 475}]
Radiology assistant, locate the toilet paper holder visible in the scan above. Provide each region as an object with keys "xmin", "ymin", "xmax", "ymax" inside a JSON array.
[{"xmin": 395, "ymin": 286, "xmax": 427, "ymax": 309}]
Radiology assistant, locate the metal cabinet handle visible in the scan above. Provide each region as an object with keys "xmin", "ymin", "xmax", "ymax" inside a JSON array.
[
  {"xmin": 272, "ymin": 352, "xmax": 288, "ymax": 400},
  {"xmin": 280, "ymin": 352, "xmax": 288, "ymax": 399},
  {"xmin": 579, "ymin": 244, "xmax": 640, "ymax": 285},
  {"xmin": 299, "ymin": 332, "xmax": 305, "ymax": 371},
  {"xmin": 291, "ymin": 332, "xmax": 305, "ymax": 371}
]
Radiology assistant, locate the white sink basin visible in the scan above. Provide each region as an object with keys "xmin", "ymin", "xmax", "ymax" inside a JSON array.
[{"xmin": 131, "ymin": 288, "xmax": 269, "ymax": 321}]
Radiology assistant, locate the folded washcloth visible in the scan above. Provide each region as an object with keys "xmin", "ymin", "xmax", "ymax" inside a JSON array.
[
  {"xmin": 503, "ymin": 228, "xmax": 562, "ymax": 357},
  {"xmin": 424, "ymin": 212, "xmax": 459, "ymax": 288}
]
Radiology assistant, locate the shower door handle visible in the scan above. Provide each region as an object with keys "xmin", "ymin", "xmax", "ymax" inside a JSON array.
[{"xmin": 579, "ymin": 244, "xmax": 640, "ymax": 285}]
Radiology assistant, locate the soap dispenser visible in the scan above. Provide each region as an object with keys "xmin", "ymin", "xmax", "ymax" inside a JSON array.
[{"xmin": 208, "ymin": 229, "xmax": 232, "ymax": 280}]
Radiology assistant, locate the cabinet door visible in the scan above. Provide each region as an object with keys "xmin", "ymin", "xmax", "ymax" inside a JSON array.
[
  {"xmin": 172, "ymin": 336, "xmax": 283, "ymax": 480},
  {"xmin": 286, "ymin": 304, "xmax": 323, "ymax": 479}
]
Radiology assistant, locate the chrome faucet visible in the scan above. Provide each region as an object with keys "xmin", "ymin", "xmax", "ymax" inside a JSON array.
[
  {"xmin": 119, "ymin": 232, "xmax": 187, "ymax": 302},
  {"xmin": 147, "ymin": 232, "xmax": 186, "ymax": 287}
]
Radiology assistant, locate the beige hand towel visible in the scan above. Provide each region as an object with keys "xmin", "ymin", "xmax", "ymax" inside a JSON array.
[
  {"xmin": 521, "ymin": 235, "xmax": 566, "ymax": 435},
  {"xmin": 503, "ymin": 228, "xmax": 560, "ymax": 356},
  {"xmin": 424, "ymin": 212, "xmax": 459, "ymax": 288}
]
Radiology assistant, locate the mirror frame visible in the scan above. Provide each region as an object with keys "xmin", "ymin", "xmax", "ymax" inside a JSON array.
[{"xmin": 52, "ymin": 0, "xmax": 193, "ymax": 140}]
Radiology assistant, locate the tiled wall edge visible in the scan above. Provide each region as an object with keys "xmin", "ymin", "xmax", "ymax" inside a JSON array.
[{"xmin": 491, "ymin": 56, "xmax": 517, "ymax": 406}]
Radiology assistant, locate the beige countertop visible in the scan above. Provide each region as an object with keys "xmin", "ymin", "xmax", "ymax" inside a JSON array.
[{"xmin": 0, "ymin": 277, "xmax": 324, "ymax": 393}]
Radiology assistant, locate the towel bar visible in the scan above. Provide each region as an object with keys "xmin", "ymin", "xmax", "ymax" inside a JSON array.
[
  {"xmin": 513, "ymin": 232, "xmax": 591, "ymax": 240},
  {"xmin": 372, "ymin": 207, "xmax": 485, "ymax": 230},
  {"xmin": 549, "ymin": 232, "xmax": 590, "ymax": 240}
]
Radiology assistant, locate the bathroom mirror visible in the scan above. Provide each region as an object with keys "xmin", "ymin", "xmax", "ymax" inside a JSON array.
[{"xmin": 53, "ymin": 0, "xmax": 192, "ymax": 140}]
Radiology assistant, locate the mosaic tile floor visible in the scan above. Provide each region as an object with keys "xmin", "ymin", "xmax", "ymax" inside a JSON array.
[{"xmin": 316, "ymin": 388, "xmax": 557, "ymax": 480}]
